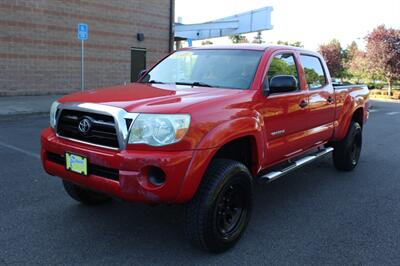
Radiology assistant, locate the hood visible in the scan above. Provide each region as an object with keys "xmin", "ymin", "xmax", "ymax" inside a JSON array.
[{"xmin": 58, "ymin": 83, "xmax": 244, "ymax": 113}]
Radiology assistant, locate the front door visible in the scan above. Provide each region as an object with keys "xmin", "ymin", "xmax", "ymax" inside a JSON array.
[{"xmin": 260, "ymin": 52, "xmax": 310, "ymax": 166}]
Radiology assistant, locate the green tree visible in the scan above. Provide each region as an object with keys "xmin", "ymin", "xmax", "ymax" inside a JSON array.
[
  {"xmin": 343, "ymin": 41, "xmax": 359, "ymax": 62},
  {"xmin": 347, "ymin": 50, "xmax": 370, "ymax": 83},
  {"xmin": 277, "ymin": 40, "xmax": 304, "ymax": 48},
  {"xmin": 342, "ymin": 41, "xmax": 360, "ymax": 80},
  {"xmin": 318, "ymin": 39, "xmax": 344, "ymax": 78},
  {"xmin": 252, "ymin": 31, "xmax": 264, "ymax": 44},
  {"xmin": 365, "ymin": 25, "xmax": 400, "ymax": 95},
  {"xmin": 229, "ymin": 34, "xmax": 248, "ymax": 44}
]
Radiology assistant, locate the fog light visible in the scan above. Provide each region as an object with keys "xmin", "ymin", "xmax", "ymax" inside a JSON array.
[{"xmin": 147, "ymin": 166, "xmax": 166, "ymax": 186}]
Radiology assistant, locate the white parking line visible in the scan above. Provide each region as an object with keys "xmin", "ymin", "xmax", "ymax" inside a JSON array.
[
  {"xmin": 369, "ymin": 109, "xmax": 378, "ymax": 113},
  {"xmin": 0, "ymin": 140, "xmax": 40, "ymax": 159},
  {"xmin": 386, "ymin": 112, "xmax": 399, "ymax": 116}
]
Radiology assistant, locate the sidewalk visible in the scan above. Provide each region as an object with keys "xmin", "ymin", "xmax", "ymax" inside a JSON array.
[{"xmin": 0, "ymin": 95, "xmax": 63, "ymax": 116}]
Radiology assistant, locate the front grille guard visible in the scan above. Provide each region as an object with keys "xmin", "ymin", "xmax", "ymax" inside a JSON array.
[{"xmin": 55, "ymin": 102, "xmax": 139, "ymax": 150}]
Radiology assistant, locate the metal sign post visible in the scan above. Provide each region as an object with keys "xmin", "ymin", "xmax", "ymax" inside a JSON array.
[
  {"xmin": 77, "ymin": 23, "xmax": 88, "ymax": 91},
  {"xmin": 81, "ymin": 39, "xmax": 84, "ymax": 91}
]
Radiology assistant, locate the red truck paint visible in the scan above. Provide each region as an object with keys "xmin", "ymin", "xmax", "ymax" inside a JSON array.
[{"xmin": 41, "ymin": 45, "xmax": 369, "ymax": 204}]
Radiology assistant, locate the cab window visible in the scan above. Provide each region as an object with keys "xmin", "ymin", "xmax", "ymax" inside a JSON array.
[
  {"xmin": 266, "ymin": 53, "xmax": 299, "ymax": 90},
  {"xmin": 300, "ymin": 55, "xmax": 327, "ymax": 89}
]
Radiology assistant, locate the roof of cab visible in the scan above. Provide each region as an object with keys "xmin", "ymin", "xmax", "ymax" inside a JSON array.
[
  {"xmin": 181, "ymin": 44, "xmax": 317, "ymax": 54},
  {"xmin": 186, "ymin": 44, "xmax": 269, "ymax": 51}
]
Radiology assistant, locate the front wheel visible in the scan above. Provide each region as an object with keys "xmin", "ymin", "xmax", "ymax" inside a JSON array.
[
  {"xmin": 332, "ymin": 121, "xmax": 362, "ymax": 171},
  {"xmin": 184, "ymin": 159, "xmax": 253, "ymax": 253}
]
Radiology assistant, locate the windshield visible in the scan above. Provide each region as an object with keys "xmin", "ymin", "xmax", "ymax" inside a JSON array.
[{"xmin": 141, "ymin": 49, "xmax": 263, "ymax": 90}]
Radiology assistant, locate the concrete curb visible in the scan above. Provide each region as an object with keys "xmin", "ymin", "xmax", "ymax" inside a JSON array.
[{"xmin": 370, "ymin": 97, "xmax": 400, "ymax": 103}]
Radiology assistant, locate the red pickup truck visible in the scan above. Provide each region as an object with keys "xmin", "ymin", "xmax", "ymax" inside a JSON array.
[{"xmin": 41, "ymin": 45, "xmax": 369, "ymax": 253}]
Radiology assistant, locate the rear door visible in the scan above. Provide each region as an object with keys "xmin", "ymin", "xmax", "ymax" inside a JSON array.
[{"xmin": 299, "ymin": 54, "xmax": 335, "ymax": 145}]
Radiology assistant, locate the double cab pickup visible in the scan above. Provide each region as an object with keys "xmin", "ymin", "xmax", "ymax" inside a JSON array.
[{"xmin": 41, "ymin": 45, "xmax": 369, "ymax": 253}]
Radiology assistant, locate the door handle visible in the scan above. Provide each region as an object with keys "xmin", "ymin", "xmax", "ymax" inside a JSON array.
[
  {"xmin": 299, "ymin": 100, "xmax": 308, "ymax": 108},
  {"xmin": 327, "ymin": 96, "xmax": 334, "ymax": 103}
]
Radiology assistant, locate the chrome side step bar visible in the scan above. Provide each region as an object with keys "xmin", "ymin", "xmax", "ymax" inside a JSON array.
[{"xmin": 260, "ymin": 147, "xmax": 334, "ymax": 182}]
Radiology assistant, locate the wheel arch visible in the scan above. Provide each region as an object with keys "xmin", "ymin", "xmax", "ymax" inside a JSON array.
[
  {"xmin": 334, "ymin": 105, "xmax": 365, "ymax": 141},
  {"xmin": 351, "ymin": 107, "xmax": 364, "ymax": 128},
  {"xmin": 175, "ymin": 117, "xmax": 264, "ymax": 203}
]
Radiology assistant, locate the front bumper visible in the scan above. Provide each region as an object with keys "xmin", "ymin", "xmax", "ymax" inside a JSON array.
[{"xmin": 41, "ymin": 128, "xmax": 212, "ymax": 204}]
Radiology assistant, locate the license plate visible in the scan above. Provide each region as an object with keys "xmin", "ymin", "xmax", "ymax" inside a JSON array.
[{"xmin": 65, "ymin": 152, "xmax": 88, "ymax": 176}]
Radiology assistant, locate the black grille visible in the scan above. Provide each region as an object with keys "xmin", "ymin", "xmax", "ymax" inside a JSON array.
[
  {"xmin": 46, "ymin": 152, "xmax": 119, "ymax": 181},
  {"xmin": 47, "ymin": 151, "xmax": 65, "ymax": 165},
  {"xmin": 57, "ymin": 110, "xmax": 119, "ymax": 148}
]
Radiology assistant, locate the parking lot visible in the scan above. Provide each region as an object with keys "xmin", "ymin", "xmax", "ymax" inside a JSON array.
[{"xmin": 0, "ymin": 100, "xmax": 399, "ymax": 265}]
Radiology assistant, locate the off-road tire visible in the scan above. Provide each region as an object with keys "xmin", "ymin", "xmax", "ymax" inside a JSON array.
[
  {"xmin": 62, "ymin": 180, "xmax": 111, "ymax": 205},
  {"xmin": 184, "ymin": 159, "xmax": 253, "ymax": 253},
  {"xmin": 332, "ymin": 121, "xmax": 362, "ymax": 171}
]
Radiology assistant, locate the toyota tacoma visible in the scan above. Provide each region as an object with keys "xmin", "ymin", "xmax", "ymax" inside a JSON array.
[{"xmin": 41, "ymin": 45, "xmax": 369, "ymax": 253}]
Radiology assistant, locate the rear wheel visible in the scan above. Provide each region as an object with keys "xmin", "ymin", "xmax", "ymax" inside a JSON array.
[
  {"xmin": 62, "ymin": 180, "xmax": 111, "ymax": 205},
  {"xmin": 332, "ymin": 121, "xmax": 362, "ymax": 171},
  {"xmin": 184, "ymin": 159, "xmax": 253, "ymax": 253}
]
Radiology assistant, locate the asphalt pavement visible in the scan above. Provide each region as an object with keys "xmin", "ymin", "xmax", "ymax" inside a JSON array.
[{"xmin": 0, "ymin": 100, "xmax": 399, "ymax": 265}]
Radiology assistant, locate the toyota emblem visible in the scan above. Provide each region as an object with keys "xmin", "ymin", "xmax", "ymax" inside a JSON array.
[{"xmin": 78, "ymin": 118, "xmax": 91, "ymax": 134}]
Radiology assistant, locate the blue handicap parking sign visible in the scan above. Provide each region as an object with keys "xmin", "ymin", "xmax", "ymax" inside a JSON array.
[{"xmin": 77, "ymin": 23, "xmax": 88, "ymax": 41}]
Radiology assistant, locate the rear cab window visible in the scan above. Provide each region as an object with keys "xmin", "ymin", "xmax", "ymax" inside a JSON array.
[{"xmin": 299, "ymin": 55, "xmax": 327, "ymax": 89}]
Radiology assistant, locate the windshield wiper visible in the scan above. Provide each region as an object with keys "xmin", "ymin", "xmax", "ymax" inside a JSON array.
[
  {"xmin": 175, "ymin": 81, "xmax": 215, "ymax": 87},
  {"xmin": 143, "ymin": 80, "xmax": 165, "ymax": 84}
]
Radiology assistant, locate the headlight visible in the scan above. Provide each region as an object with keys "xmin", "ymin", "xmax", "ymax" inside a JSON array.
[
  {"xmin": 50, "ymin": 101, "xmax": 60, "ymax": 128},
  {"xmin": 128, "ymin": 114, "xmax": 190, "ymax": 146}
]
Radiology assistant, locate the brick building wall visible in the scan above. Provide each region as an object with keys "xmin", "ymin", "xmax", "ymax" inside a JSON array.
[{"xmin": 0, "ymin": 0, "xmax": 173, "ymax": 96}]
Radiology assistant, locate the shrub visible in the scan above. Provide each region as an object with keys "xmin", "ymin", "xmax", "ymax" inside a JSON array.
[
  {"xmin": 393, "ymin": 91, "xmax": 400, "ymax": 99},
  {"xmin": 367, "ymin": 83, "xmax": 385, "ymax": 90}
]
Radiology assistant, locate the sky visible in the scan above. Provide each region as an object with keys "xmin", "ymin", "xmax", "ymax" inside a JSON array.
[{"xmin": 175, "ymin": 0, "xmax": 400, "ymax": 50}]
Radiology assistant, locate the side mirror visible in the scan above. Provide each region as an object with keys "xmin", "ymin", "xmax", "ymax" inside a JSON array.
[
  {"xmin": 268, "ymin": 75, "xmax": 298, "ymax": 95},
  {"xmin": 138, "ymin": 69, "xmax": 147, "ymax": 80}
]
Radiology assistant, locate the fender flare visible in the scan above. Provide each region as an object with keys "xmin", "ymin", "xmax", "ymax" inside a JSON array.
[
  {"xmin": 174, "ymin": 116, "xmax": 264, "ymax": 203},
  {"xmin": 334, "ymin": 95, "xmax": 365, "ymax": 141}
]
